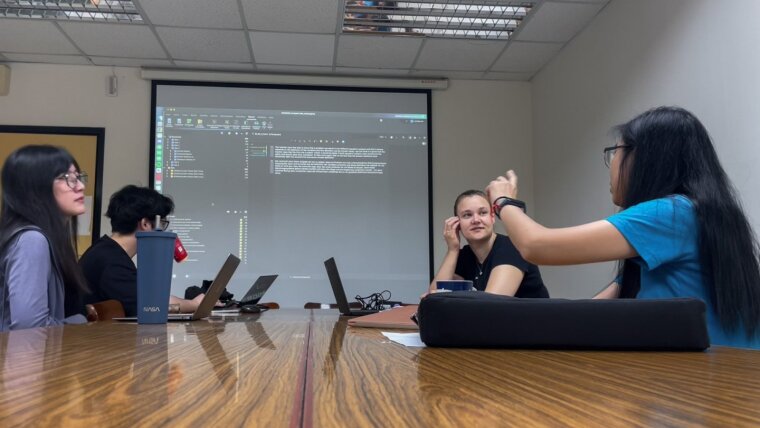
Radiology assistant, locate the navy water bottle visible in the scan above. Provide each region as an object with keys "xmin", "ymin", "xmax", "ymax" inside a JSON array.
[{"xmin": 136, "ymin": 217, "xmax": 176, "ymax": 324}]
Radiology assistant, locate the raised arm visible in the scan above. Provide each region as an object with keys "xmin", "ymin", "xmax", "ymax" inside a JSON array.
[{"xmin": 486, "ymin": 171, "xmax": 638, "ymax": 266}]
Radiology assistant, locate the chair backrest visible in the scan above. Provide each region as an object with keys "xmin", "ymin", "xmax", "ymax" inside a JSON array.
[
  {"xmin": 87, "ymin": 300, "xmax": 126, "ymax": 321},
  {"xmin": 258, "ymin": 302, "xmax": 280, "ymax": 309}
]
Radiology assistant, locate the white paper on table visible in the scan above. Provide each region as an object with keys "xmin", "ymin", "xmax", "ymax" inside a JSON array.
[{"xmin": 382, "ymin": 331, "xmax": 426, "ymax": 348}]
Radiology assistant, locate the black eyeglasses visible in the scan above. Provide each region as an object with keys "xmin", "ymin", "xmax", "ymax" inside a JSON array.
[
  {"xmin": 56, "ymin": 172, "xmax": 88, "ymax": 189},
  {"xmin": 158, "ymin": 218, "xmax": 170, "ymax": 231},
  {"xmin": 603, "ymin": 145, "xmax": 631, "ymax": 168}
]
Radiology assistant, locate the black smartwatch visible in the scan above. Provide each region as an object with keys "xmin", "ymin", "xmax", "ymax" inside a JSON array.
[{"xmin": 492, "ymin": 197, "xmax": 526, "ymax": 219}]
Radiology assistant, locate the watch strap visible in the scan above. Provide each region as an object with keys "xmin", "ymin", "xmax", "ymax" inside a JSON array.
[{"xmin": 492, "ymin": 197, "xmax": 526, "ymax": 219}]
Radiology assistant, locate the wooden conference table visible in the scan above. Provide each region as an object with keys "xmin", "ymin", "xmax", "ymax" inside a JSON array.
[{"xmin": 1, "ymin": 309, "xmax": 759, "ymax": 427}]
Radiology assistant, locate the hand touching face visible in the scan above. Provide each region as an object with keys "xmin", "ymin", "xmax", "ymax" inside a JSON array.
[{"xmin": 443, "ymin": 216, "xmax": 461, "ymax": 251}]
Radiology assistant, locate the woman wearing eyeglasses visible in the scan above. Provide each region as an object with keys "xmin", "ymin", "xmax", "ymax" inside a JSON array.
[
  {"xmin": 0, "ymin": 145, "xmax": 89, "ymax": 331},
  {"xmin": 486, "ymin": 106, "xmax": 760, "ymax": 349}
]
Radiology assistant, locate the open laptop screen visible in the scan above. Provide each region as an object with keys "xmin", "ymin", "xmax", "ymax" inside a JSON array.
[{"xmin": 240, "ymin": 275, "xmax": 278, "ymax": 305}]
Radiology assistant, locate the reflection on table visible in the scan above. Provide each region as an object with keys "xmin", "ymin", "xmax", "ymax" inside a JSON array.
[
  {"xmin": 0, "ymin": 311, "xmax": 309, "ymax": 426},
  {"xmin": 2, "ymin": 309, "xmax": 760, "ymax": 427}
]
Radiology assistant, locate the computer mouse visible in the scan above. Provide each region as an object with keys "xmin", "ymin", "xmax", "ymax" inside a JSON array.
[{"xmin": 240, "ymin": 304, "xmax": 262, "ymax": 313}]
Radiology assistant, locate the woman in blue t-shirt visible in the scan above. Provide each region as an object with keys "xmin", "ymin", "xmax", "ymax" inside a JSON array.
[{"xmin": 485, "ymin": 106, "xmax": 760, "ymax": 349}]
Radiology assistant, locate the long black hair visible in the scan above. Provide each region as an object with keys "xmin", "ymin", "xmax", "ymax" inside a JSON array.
[
  {"xmin": 614, "ymin": 106, "xmax": 760, "ymax": 337},
  {"xmin": 0, "ymin": 145, "xmax": 88, "ymax": 297}
]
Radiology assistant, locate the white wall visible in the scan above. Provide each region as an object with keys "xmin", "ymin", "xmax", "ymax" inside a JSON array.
[
  {"xmin": 0, "ymin": 63, "xmax": 152, "ymax": 233},
  {"xmin": 431, "ymin": 80, "xmax": 533, "ymax": 271},
  {"xmin": 531, "ymin": 0, "xmax": 760, "ymax": 298},
  {"xmin": 0, "ymin": 64, "xmax": 534, "ymax": 298}
]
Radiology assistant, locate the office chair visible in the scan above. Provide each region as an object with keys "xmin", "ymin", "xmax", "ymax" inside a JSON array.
[
  {"xmin": 258, "ymin": 302, "xmax": 280, "ymax": 309},
  {"xmin": 86, "ymin": 299, "xmax": 126, "ymax": 321}
]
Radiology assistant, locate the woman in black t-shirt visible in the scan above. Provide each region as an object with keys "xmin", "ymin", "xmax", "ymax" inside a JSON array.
[{"xmin": 428, "ymin": 190, "xmax": 549, "ymax": 298}]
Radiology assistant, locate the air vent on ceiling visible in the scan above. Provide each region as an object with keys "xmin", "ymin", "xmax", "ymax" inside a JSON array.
[
  {"xmin": 0, "ymin": 0, "xmax": 143, "ymax": 23},
  {"xmin": 343, "ymin": 1, "xmax": 535, "ymax": 40}
]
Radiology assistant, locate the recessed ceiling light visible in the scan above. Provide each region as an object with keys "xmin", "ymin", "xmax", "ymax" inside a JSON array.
[
  {"xmin": 0, "ymin": 0, "xmax": 143, "ymax": 23},
  {"xmin": 343, "ymin": 1, "xmax": 535, "ymax": 40}
]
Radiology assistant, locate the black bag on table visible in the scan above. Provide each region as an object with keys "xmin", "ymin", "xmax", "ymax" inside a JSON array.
[
  {"xmin": 184, "ymin": 279, "xmax": 235, "ymax": 304},
  {"xmin": 417, "ymin": 291, "xmax": 709, "ymax": 351}
]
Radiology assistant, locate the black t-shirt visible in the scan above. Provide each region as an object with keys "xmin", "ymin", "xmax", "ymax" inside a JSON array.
[
  {"xmin": 455, "ymin": 234, "xmax": 549, "ymax": 298},
  {"xmin": 80, "ymin": 235, "xmax": 138, "ymax": 316},
  {"xmin": 64, "ymin": 287, "xmax": 86, "ymax": 318}
]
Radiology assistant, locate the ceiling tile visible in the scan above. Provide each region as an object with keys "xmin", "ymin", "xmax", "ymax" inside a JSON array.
[
  {"xmin": 414, "ymin": 39, "xmax": 505, "ymax": 71},
  {"xmin": 59, "ymin": 22, "xmax": 166, "ymax": 58},
  {"xmin": 90, "ymin": 57, "xmax": 174, "ymax": 67},
  {"xmin": 0, "ymin": 20, "xmax": 79, "ymax": 55},
  {"xmin": 256, "ymin": 64, "xmax": 333, "ymax": 73},
  {"xmin": 2, "ymin": 53, "xmax": 91, "ymax": 65},
  {"xmin": 251, "ymin": 32, "xmax": 334, "ymax": 66},
  {"xmin": 157, "ymin": 27, "xmax": 251, "ymax": 62},
  {"xmin": 174, "ymin": 61, "xmax": 255, "ymax": 71},
  {"xmin": 516, "ymin": 2, "xmax": 605, "ymax": 43},
  {"xmin": 138, "ymin": 0, "xmax": 243, "ymax": 29},
  {"xmin": 0, "ymin": 0, "xmax": 606, "ymax": 82},
  {"xmin": 336, "ymin": 35, "xmax": 422, "ymax": 69},
  {"xmin": 241, "ymin": 0, "xmax": 340, "ymax": 33},
  {"xmin": 491, "ymin": 41, "xmax": 563, "ymax": 72},
  {"xmin": 483, "ymin": 71, "xmax": 535, "ymax": 81}
]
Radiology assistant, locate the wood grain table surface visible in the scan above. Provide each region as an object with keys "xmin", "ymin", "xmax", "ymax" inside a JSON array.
[{"xmin": 2, "ymin": 309, "xmax": 759, "ymax": 427}]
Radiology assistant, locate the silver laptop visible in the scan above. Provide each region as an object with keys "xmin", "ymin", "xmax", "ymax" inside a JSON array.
[{"xmin": 116, "ymin": 254, "xmax": 241, "ymax": 322}]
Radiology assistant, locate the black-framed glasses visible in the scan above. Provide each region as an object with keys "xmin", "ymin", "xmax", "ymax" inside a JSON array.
[
  {"xmin": 56, "ymin": 172, "xmax": 88, "ymax": 189},
  {"xmin": 158, "ymin": 218, "xmax": 170, "ymax": 231},
  {"xmin": 603, "ymin": 145, "xmax": 631, "ymax": 168}
]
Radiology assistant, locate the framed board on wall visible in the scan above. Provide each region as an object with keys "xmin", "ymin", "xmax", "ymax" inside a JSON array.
[{"xmin": 0, "ymin": 125, "xmax": 105, "ymax": 256}]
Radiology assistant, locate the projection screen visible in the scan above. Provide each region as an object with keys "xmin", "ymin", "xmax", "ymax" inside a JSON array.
[{"xmin": 151, "ymin": 82, "xmax": 431, "ymax": 307}]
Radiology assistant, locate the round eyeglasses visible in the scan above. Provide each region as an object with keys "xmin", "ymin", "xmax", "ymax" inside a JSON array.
[
  {"xmin": 602, "ymin": 145, "xmax": 631, "ymax": 168},
  {"xmin": 56, "ymin": 172, "xmax": 88, "ymax": 189}
]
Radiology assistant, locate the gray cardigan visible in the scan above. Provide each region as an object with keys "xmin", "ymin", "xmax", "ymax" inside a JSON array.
[{"xmin": 0, "ymin": 229, "xmax": 65, "ymax": 331}]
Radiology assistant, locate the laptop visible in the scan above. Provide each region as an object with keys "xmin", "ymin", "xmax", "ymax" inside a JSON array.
[
  {"xmin": 239, "ymin": 275, "xmax": 278, "ymax": 305},
  {"xmin": 116, "ymin": 254, "xmax": 241, "ymax": 322},
  {"xmin": 323, "ymin": 257, "xmax": 378, "ymax": 316}
]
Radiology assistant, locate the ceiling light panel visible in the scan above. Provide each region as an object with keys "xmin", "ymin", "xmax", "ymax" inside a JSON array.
[
  {"xmin": 343, "ymin": 1, "xmax": 535, "ymax": 40},
  {"xmin": 0, "ymin": 0, "xmax": 143, "ymax": 23}
]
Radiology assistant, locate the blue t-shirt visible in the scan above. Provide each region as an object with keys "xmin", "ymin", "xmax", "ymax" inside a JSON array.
[{"xmin": 607, "ymin": 195, "xmax": 760, "ymax": 349}]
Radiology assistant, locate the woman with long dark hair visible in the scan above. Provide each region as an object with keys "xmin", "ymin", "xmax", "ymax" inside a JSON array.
[
  {"xmin": 486, "ymin": 107, "xmax": 760, "ymax": 348},
  {"xmin": 0, "ymin": 145, "xmax": 89, "ymax": 331}
]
